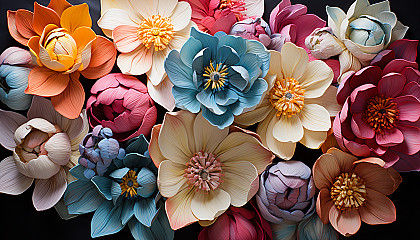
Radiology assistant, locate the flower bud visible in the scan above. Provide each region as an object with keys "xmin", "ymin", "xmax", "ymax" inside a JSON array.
[
  {"xmin": 305, "ymin": 27, "xmax": 344, "ymax": 59},
  {"xmin": 349, "ymin": 16, "xmax": 385, "ymax": 47}
]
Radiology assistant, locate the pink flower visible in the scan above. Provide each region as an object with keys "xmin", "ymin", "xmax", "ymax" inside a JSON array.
[
  {"xmin": 334, "ymin": 40, "xmax": 420, "ymax": 171},
  {"xmin": 198, "ymin": 200, "xmax": 272, "ymax": 240},
  {"xmin": 86, "ymin": 73, "xmax": 157, "ymax": 142},
  {"xmin": 0, "ymin": 96, "xmax": 88, "ymax": 211},
  {"xmin": 184, "ymin": 0, "xmax": 264, "ymax": 35}
]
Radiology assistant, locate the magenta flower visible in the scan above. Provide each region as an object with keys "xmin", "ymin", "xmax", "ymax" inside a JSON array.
[
  {"xmin": 230, "ymin": 0, "xmax": 325, "ymax": 53},
  {"xmin": 334, "ymin": 39, "xmax": 420, "ymax": 171},
  {"xmin": 86, "ymin": 73, "xmax": 157, "ymax": 142}
]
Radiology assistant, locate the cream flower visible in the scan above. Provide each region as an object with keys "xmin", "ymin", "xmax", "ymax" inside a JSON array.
[
  {"xmin": 149, "ymin": 110, "xmax": 273, "ymax": 229},
  {"xmin": 0, "ymin": 96, "xmax": 88, "ymax": 211},
  {"xmin": 98, "ymin": 0, "xmax": 196, "ymax": 111},
  {"xmin": 235, "ymin": 42, "xmax": 341, "ymax": 160}
]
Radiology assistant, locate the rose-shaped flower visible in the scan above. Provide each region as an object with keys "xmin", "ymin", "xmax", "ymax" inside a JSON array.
[
  {"xmin": 334, "ymin": 44, "xmax": 420, "ymax": 171},
  {"xmin": 0, "ymin": 47, "xmax": 34, "ymax": 110},
  {"xmin": 313, "ymin": 148, "xmax": 401, "ymax": 236},
  {"xmin": 78, "ymin": 125, "xmax": 126, "ymax": 179},
  {"xmin": 0, "ymin": 96, "xmax": 88, "ymax": 211},
  {"xmin": 198, "ymin": 200, "xmax": 272, "ymax": 240},
  {"xmin": 165, "ymin": 28, "xmax": 270, "ymax": 129},
  {"xmin": 184, "ymin": 0, "xmax": 264, "ymax": 35},
  {"xmin": 322, "ymin": 0, "xmax": 408, "ymax": 76},
  {"xmin": 64, "ymin": 135, "xmax": 173, "ymax": 240},
  {"xmin": 256, "ymin": 161, "xmax": 315, "ymax": 224},
  {"xmin": 149, "ymin": 110, "xmax": 273, "ymax": 229},
  {"xmin": 87, "ymin": 73, "xmax": 157, "ymax": 142},
  {"xmin": 235, "ymin": 43, "xmax": 341, "ymax": 159},
  {"xmin": 8, "ymin": 0, "xmax": 116, "ymax": 118}
]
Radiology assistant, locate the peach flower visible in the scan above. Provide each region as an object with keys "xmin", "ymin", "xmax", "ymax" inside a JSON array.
[{"xmin": 313, "ymin": 148, "xmax": 401, "ymax": 236}]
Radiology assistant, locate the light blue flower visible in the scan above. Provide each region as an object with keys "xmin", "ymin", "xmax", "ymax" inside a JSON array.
[
  {"xmin": 0, "ymin": 65, "xmax": 32, "ymax": 110},
  {"xmin": 165, "ymin": 27, "xmax": 270, "ymax": 129},
  {"xmin": 64, "ymin": 133, "xmax": 173, "ymax": 240},
  {"xmin": 349, "ymin": 16, "xmax": 390, "ymax": 47}
]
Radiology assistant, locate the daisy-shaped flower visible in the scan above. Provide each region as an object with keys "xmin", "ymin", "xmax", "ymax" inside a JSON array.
[
  {"xmin": 313, "ymin": 148, "xmax": 401, "ymax": 236},
  {"xmin": 149, "ymin": 110, "xmax": 273, "ymax": 229},
  {"xmin": 236, "ymin": 42, "xmax": 340, "ymax": 159},
  {"xmin": 0, "ymin": 96, "xmax": 88, "ymax": 211},
  {"xmin": 98, "ymin": 0, "xmax": 195, "ymax": 110},
  {"xmin": 7, "ymin": 0, "xmax": 117, "ymax": 119}
]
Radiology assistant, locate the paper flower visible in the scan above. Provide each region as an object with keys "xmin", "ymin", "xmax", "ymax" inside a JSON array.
[
  {"xmin": 235, "ymin": 43, "xmax": 340, "ymax": 159},
  {"xmin": 334, "ymin": 44, "xmax": 420, "ymax": 171},
  {"xmin": 86, "ymin": 73, "xmax": 157, "ymax": 142},
  {"xmin": 98, "ymin": 0, "xmax": 195, "ymax": 111},
  {"xmin": 230, "ymin": 0, "xmax": 325, "ymax": 53},
  {"xmin": 370, "ymin": 39, "xmax": 419, "ymax": 68},
  {"xmin": 149, "ymin": 110, "xmax": 273, "ymax": 229},
  {"xmin": 64, "ymin": 135, "xmax": 174, "ymax": 240},
  {"xmin": 256, "ymin": 161, "xmax": 315, "ymax": 224},
  {"xmin": 78, "ymin": 125, "xmax": 126, "ymax": 179},
  {"xmin": 7, "ymin": 0, "xmax": 117, "ymax": 119},
  {"xmin": 305, "ymin": 27, "xmax": 345, "ymax": 60},
  {"xmin": 165, "ymin": 28, "xmax": 270, "ymax": 129},
  {"xmin": 0, "ymin": 96, "xmax": 88, "ymax": 211},
  {"xmin": 313, "ymin": 0, "xmax": 408, "ymax": 78},
  {"xmin": 0, "ymin": 47, "xmax": 34, "ymax": 110},
  {"xmin": 198, "ymin": 200, "xmax": 272, "ymax": 240},
  {"xmin": 313, "ymin": 148, "xmax": 401, "ymax": 236},
  {"xmin": 184, "ymin": 0, "xmax": 264, "ymax": 35}
]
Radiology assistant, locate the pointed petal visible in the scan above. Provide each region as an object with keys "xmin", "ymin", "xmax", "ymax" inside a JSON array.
[
  {"xmin": 194, "ymin": 112, "xmax": 229, "ymax": 154},
  {"xmin": 0, "ymin": 156, "xmax": 33, "ymax": 195},
  {"xmin": 15, "ymin": 9, "xmax": 37, "ymax": 39},
  {"xmin": 353, "ymin": 162, "xmax": 396, "ymax": 196},
  {"xmin": 147, "ymin": 77, "xmax": 175, "ymax": 111},
  {"xmin": 60, "ymin": 3, "xmax": 92, "ymax": 33},
  {"xmin": 7, "ymin": 10, "xmax": 30, "ymax": 45},
  {"xmin": 47, "ymin": 0, "xmax": 72, "ymax": 16},
  {"xmin": 358, "ymin": 188, "xmax": 396, "ymax": 225},
  {"xmin": 300, "ymin": 128, "xmax": 328, "ymax": 149},
  {"xmin": 0, "ymin": 109, "xmax": 27, "ymax": 150},
  {"xmin": 165, "ymin": 186, "xmax": 197, "ymax": 230},
  {"xmin": 91, "ymin": 201, "xmax": 124, "ymax": 237},
  {"xmin": 25, "ymin": 67, "xmax": 70, "ymax": 97},
  {"xmin": 32, "ymin": 168, "xmax": 67, "ymax": 211},
  {"xmin": 32, "ymin": 2, "xmax": 60, "ymax": 35},
  {"xmin": 312, "ymin": 153, "xmax": 339, "ymax": 189},
  {"xmin": 51, "ymin": 72, "xmax": 84, "ymax": 119}
]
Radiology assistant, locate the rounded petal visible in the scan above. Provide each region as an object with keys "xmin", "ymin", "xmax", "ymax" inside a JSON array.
[
  {"xmin": 25, "ymin": 67, "xmax": 70, "ymax": 97},
  {"xmin": 353, "ymin": 162, "xmax": 397, "ymax": 196},
  {"xmin": 326, "ymin": 148, "xmax": 356, "ymax": 173},
  {"xmin": 0, "ymin": 109, "xmax": 27, "ymax": 151},
  {"xmin": 113, "ymin": 25, "xmax": 141, "ymax": 53},
  {"xmin": 148, "ymin": 48, "xmax": 170, "ymax": 85},
  {"xmin": 51, "ymin": 72, "xmax": 84, "ymax": 119},
  {"xmin": 329, "ymin": 207, "xmax": 361, "ymax": 236},
  {"xmin": 298, "ymin": 103, "xmax": 331, "ymax": 132},
  {"xmin": 81, "ymin": 36, "xmax": 117, "ymax": 79},
  {"xmin": 300, "ymin": 128, "xmax": 328, "ymax": 149},
  {"xmin": 117, "ymin": 45, "xmax": 153, "ymax": 75},
  {"xmin": 165, "ymin": 186, "xmax": 197, "ymax": 230},
  {"xmin": 312, "ymin": 153, "xmax": 340, "ymax": 189},
  {"xmin": 169, "ymin": 1, "xmax": 192, "ymax": 31},
  {"xmin": 14, "ymin": 10, "xmax": 37, "ymax": 41},
  {"xmin": 316, "ymin": 188, "xmax": 335, "ymax": 224},
  {"xmin": 7, "ymin": 10, "xmax": 30, "ymax": 45},
  {"xmin": 0, "ymin": 156, "xmax": 33, "ymax": 195},
  {"xmin": 44, "ymin": 133, "xmax": 71, "ymax": 166},
  {"xmin": 358, "ymin": 188, "xmax": 396, "ymax": 225},
  {"xmin": 14, "ymin": 152, "xmax": 60, "ymax": 180},
  {"xmin": 32, "ymin": 168, "xmax": 67, "ymax": 211},
  {"xmin": 194, "ymin": 112, "xmax": 229, "ymax": 154},
  {"xmin": 98, "ymin": 8, "xmax": 138, "ymax": 38},
  {"xmin": 32, "ymin": 2, "xmax": 60, "ymax": 35},
  {"xmin": 281, "ymin": 42, "xmax": 308, "ymax": 79},
  {"xmin": 299, "ymin": 60, "xmax": 334, "ymax": 99},
  {"xmin": 191, "ymin": 188, "xmax": 230, "ymax": 221},
  {"xmin": 273, "ymin": 114, "xmax": 304, "ymax": 142},
  {"xmin": 158, "ymin": 160, "xmax": 187, "ymax": 198},
  {"xmin": 60, "ymin": 3, "xmax": 92, "ymax": 33}
]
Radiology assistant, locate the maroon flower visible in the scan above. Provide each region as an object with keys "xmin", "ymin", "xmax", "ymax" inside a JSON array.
[{"xmin": 334, "ymin": 39, "xmax": 420, "ymax": 171}]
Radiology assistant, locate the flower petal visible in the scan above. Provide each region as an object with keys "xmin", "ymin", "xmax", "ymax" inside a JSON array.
[
  {"xmin": 312, "ymin": 153, "xmax": 339, "ymax": 190},
  {"xmin": 298, "ymin": 103, "xmax": 331, "ymax": 132},
  {"xmin": 91, "ymin": 200, "xmax": 124, "ymax": 237},
  {"xmin": 32, "ymin": 2, "xmax": 60, "ymax": 35},
  {"xmin": 281, "ymin": 42, "xmax": 308, "ymax": 79},
  {"xmin": 305, "ymin": 86, "xmax": 341, "ymax": 117},
  {"xmin": 15, "ymin": 9, "xmax": 37, "ymax": 39},
  {"xmin": 14, "ymin": 152, "xmax": 60, "ymax": 179},
  {"xmin": 0, "ymin": 109, "xmax": 27, "ymax": 151},
  {"xmin": 113, "ymin": 25, "xmax": 141, "ymax": 53},
  {"xmin": 169, "ymin": 1, "xmax": 192, "ymax": 31},
  {"xmin": 7, "ymin": 11, "xmax": 30, "ymax": 45},
  {"xmin": 98, "ymin": 8, "xmax": 138, "ymax": 38},
  {"xmin": 191, "ymin": 188, "xmax": 230, "ymax": 220},
  {"xmin": 353, "ymin": 162, "xmax": 396, "ymax": 196},
  {"xmin": 81, "ymin": 36, "xmax": 117, "ymax": 79},
  {"xmin": 148, "ymin": 77, "xmax": 176, "ymax": 111},
  {"xmin": 299, "ymin": 128, "xmax": 328, "ymax": 149},
  {"xmin": 50, "ymin": 72, "xmax": 84, "ymax": 119},
  {"xmin": 45, "ymin": 133, "xmax": 71, "ymax": 166},
  {"xmin": 158, "ymin": 160, "xmax": 187, "ymax": 198},
  {"xmin": 0, "ymin": 156, "xmax": 33, "ymax": 195},
  {"xmin": 193, "ymin": 112, "xmax": 229, "ymax": 154},
  {"xmin": 316, "ymin": 188, "xmax": 334, "ymax": 224},
  {"xmin": 25, "ymin": 67, "xmax": 70, "ymax": 97},
  {"xmin": 299, "ymin": 60, "xmax": 334, "ymax": 99},
  {"xmin": 378, "ymin": 73, "xmax": 406, "ymax": 98},
  {"xmin": 273, "ymin": 114, "xmax": 304, "ymax": 142},
  {"xmin": 117, "ymin": 45, "xmax": 153, "ymax": 75},
  {"xmin": 329, "ymin": 207, "xmax": 361, "ymax": 236},
  {"xmin": 32, "ymin": 168, "xmax": 67, "ymax": 211},
  {"xmin": 326, "ymin": 148, "xmax": 357, "ymax": 173},
  {"xmin": 165, "ymin": 186, "xmax": 197, "ymax": 230},
  {"xmin": 60, "ymin": 3, "xmax": 92, "ymax": 33},
  {"xmin": 358, "ymin": 188, "xmax": 396, "ymax": 224}
]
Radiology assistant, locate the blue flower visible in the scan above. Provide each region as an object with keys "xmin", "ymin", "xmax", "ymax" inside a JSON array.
[
  {"xmin": 165, "ymin": 28, "xmax": 270, "ymax": 129},
  {"xmin": 64, "ymin": 133, "xmax": 173, "ymax": 240}
]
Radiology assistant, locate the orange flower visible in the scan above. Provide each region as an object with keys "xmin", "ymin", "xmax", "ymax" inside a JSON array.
[
  {"xmin": 313, "ymin": 148, "xmax": 402, "ymax": 236},
  {"xmin": 7, "ymin": 0, "xmax": 117, "ymax": 119}
]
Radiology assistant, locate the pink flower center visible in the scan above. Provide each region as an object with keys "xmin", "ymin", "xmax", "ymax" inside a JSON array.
[
  {"xmin": 363, "ymin": 95, "xmax": 399, "ymax": 132},
  {"xmin": 184, "ymin": 151, "xmax": 224, "ymax": 192},
  {"xmin": 330, "ymin": 172, "xmax": 366, "ymax": 210},
  {"xmin": 218, "ymin": 0, "xmax": 246, "ymax": 20}
]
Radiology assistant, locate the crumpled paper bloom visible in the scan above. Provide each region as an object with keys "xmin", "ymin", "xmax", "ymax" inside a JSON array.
[
  {"xmin": 87, "ymin": 73, "xmax": 157, "ymax": 142},
  {"xmin": 198, "ymin": 200, "xmax": 272, "ymax": 240},
  {"xmin": 64, "ymin": 134, "xmax": 173, "ymax": 240},
  {"xmin": 334, "ymin": 41, "xmax": 420, "ymax": 171},
  {"xmin": 149, "ymin": 110, "xmax": 274, "ymax": 229},
  {"xmin": 0, "ymin": 47, "xmax": 34, "ymax": 110},
  {"xmin": 7, "ymin": 0, "xmax": 117, "ymax": 119},
  {"xmin": 165, "ymin": 28, "xmax": 270, "ymax": 129},
  {"xmin": 309, "ymin": 0, "xmax": 408, "ymax": 78},
  {"xmin": 78, "ymin": 125, "xmax": 126, "ymax": 179},
  {"xmin": 184, "ymin": 0, "xmax": 264, "ymax": 35},
  {"xmin": 313, "ymin": 148, "xmax": 401, "ymax": 236},
  {"xmin": 235, "ymin": 43, "xmax": 340, "ymax": 159},
  {"xmin": 98, "ymin": 0, "xmax": 195, "ymax": 111},
  {"xmin": 270, "ymin": 213, "xmax": 338, "ymax": 240},
  {"xmin": 230, "ymin": 0, "xmax": 325, "ymax": 53},
  {"xmin": 0, "ymin": 96, "xmax": 88, "ymax": 211},
  {"xmin": 256, "ymin": 161, "xmax": 315, "ymax": 224}
]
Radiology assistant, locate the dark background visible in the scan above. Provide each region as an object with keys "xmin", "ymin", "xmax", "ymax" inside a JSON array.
[{"xmin": 0, "ymin": 0, "xmax": 419, "ymax": 239}]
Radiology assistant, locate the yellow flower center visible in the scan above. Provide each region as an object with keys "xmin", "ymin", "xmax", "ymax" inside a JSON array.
[
  {"xmin": 44, "ymin": 28, "xmax": 77, "ymax": 66},
  {"xmin": 269, "ymin": 77, "xmax": 305, "ymax": 117},
  {"xmin": 203, "ymin": 61, "xmax": 229, "ymax": 91},
  {"xmin": 120, "ymin": 170, "xmax": 140, "ymax": 198},
  {"xmin": 363, "ymin": 95, "xmax": 399, "ymax": 132},
  {"xmin": 330, "ymin": 172, "xmax": 366, "ymax": 210},
  {"xmin": 184, "ymin": 151, "xmax": 224, "ymax": 192},
  {"xmin": 137, "ymin": 15, "xmax": 174, "ymax": 51}
]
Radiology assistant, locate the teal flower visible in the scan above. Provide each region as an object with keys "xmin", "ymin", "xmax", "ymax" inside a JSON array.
[
  {"xmin": 165, "ymin": 27, "xmax": 270, "ymax": 129},
  {"xmin": 64, "ymin": 134, "xmax": 173, "ymax": 240}
]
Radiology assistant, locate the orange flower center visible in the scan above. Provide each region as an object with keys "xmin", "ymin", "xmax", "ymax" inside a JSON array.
[
  {"xmin": 184, "ymin": 151, "xmax": 224, "ymax": 193},
  {"xmin": 330, "ymin": 172, "xmax": 366, "ymax": 210},
  {"xmin": 137, "ymin": 15, "xmax": 174, "ymax": 51},
  {"xmin": 363, "ymin": 95, "xmax": 399, "ymax": 132},
  {"xmin": 203, "ymin": 61, "xmax": 229, "ymax": 91},
  {"xmin": 120, "ymin": 170, "xmax": 140, "ymax": 198},
  {"xmin": 44, "ymin": 28, "xmax": 77, "ymax": 63},
  {"xmin": 269, "ymin": 77, "xmax": 305, "ymax": 117}
]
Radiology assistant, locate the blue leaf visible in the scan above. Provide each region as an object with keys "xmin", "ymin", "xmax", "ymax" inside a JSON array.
[
  {"xmin": 69, "ymin": 164, "xmax": 90, "ymax": 181},
  {"xmin": 134, "ymin": 198, "xmax": 158, "ymax": 227},
  {"xmin": 149, "ymin": 208, "xmax": 175, "ymax": 240},
  {"xmin": 125, "ymin": 135, "xmax": 149, "ymax": 155},
  {"xmin": 201, "ymin": 106, "xmax": 234, "ymax": 129},
  {"xmin": 63, "ymin": 180, "xmax": 93, "ymax": 205},
  {"xmin": 180, "ymin": 37, "xmax": 203, "ymax": 68},
  {"xmin": 128, "ymin": 218, "xmax": 155, "ymax": 240},
  {"xmin": 111, "ymin": 181, "xmax": 122, "ymax": 206},
  {"xmin": 123, "ymin": 153, "xmax": 152, "ymax": 168},
  {"xmin": 173, "ymin": 86, "xmax": 200, "ymax": 113},
  {"xmin": 165, "ymin": 50, "xmax": 195, "ymax": 89},
  {"xmin": 91, "ymin": 201, "xmax": 124, "ymax": 238},
  {"xmin": 92, "ymin": 176, "xmax": 113, "ymax": 200}
]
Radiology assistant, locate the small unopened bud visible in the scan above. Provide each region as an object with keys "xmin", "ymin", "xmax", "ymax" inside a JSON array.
[{"xmin": 305, "ymin": 27, "xmax": 345, "ymax": 59}]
